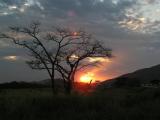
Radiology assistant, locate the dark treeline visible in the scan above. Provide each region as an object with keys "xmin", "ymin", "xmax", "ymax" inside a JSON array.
[{"xmin": 0, "ymin": 81, "xmax": 48, "ymax": 89}]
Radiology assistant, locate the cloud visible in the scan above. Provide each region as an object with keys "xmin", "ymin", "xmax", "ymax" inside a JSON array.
[
  {"xmin": 0, "ymin": 55, "xmax": 28, "ymax": 61},
  {"xmin": 119, "ymin": 17, "xmax": 146, "ymax": 31},
  {"xmin": 3, "ymin": 55, "xmax": 18, "ymax": 61},
  {"xmin": 0, "ymin": 0, "xmax": 44, "ymax": 16},
  {"xmin": 119, "ymin": 0, "xmax": 160, "ymax": 33},
  {"xmin": 1, "ymin": 0, "xmax": 160, "ymax": 35}
]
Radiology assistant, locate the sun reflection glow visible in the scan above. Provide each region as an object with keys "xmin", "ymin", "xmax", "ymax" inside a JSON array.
[{"xmin": 80, "ymin": 72, "xmax": 94, "ymax": 83}]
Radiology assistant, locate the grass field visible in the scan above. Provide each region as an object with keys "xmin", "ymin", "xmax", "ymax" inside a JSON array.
[{"xmin": 0, "ymin": 87, "xmax": 160, "ymax": 120}]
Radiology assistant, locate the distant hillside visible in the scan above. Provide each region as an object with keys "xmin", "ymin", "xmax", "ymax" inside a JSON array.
[
  {"xmin": 0, "ymin": 79, "xmax": 63, "ymax": 89},
  {"xmin": 100, "ymin": 64, "xmax": 160, "ymax": 88},
  {"xmin": 122, "ymin": 65, "xmax": 160, "ymax": 81},
  {"xmin": 0, "ymin": 79, "xmax": 67, "ymax": 89},
  {"xmin": 0, "ymin": 81, "xmax": 48, "ymax": 89},
  {"xmin": 37, "ymin": 79, "xmax": 62, "ymax": 85}
]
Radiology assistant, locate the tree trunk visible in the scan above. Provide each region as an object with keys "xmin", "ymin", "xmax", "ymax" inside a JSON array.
[
  {"xmin": 51, "ymin": 68, "xmax": 56, "ymax": 95},
  {"xmin": 65, "ymin": 80, "xmax": 72, "ymax": 94},
  {"xmin": 51, "ymin": 77, "xmax": 56, "ymax": 94},
  {"xmin": 65, "ymin": 73, "xmax": 75, "ymax": 94}
]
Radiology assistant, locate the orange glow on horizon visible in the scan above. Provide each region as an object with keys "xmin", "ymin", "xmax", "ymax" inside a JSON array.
[
  {"xmin": 80, "ymin": 72, "xmax": 94, "ymax": 83},
  {"xmin": 76, "ymin": 57, "xmax": 113, "ymax": 83},
  {"xmin": 70, "ymin": 53, "xmax": 114, "ymax": 84},
  {"xmin": 76, "ymin": 58, "xmax": 114, "ymax": 83}
]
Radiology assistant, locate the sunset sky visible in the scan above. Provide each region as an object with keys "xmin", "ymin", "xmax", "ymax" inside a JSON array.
[{"xmin": 0, "ymin": 0, "xmax": 160, "ymax": 83}]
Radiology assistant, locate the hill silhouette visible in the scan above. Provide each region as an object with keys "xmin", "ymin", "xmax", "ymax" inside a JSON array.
[
  {"xmin": 0, "ymin": 79, "xmax": 62, "ymax": 89},
  {"xmin": 100, "ymin": 64, "xmax": 160, "ymax": 88},
  {"xmin": 0, "ymin": 81, "xmax": 48, "ymax": 89}
]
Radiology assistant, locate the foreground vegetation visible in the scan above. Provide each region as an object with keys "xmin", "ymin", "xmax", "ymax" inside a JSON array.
[{"xmin": 0, "ymin": 87, "xmax": 160, "ymax": 120}]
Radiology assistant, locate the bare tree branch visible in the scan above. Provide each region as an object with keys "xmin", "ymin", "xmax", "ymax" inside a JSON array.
[{"xmin": 0, "ymin": 22, "xmax": 112, "ymax": 94}]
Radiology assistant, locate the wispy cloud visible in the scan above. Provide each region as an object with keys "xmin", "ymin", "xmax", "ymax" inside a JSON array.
[
  {"xmin": 119, "ymin": 0, "xmax": 160, "ymax": 33},
  {"xmin": 0, "ymin": 0, "xmax": 44, "ymax": 16},
  {"xmin": 1, "ymin": 55, "xmax": 27, "ymax": 61}
]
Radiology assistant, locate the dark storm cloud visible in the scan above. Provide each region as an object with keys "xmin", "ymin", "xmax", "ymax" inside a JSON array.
[
  {"xmin": 0, "ymin": 0, "xmax": 136, "ymax": 23},
  {"xmin": 0, "ymin": 0, "xmax": 138, "ymax": 40},
  {"xmin": 44, "ymin": 0, "xmax": 133, "ymax": 14},
  {"xmin": 0, "ymin": 0, "xmax": 138, "ymax": 31},
  {"xmin": 40, "ymin": 0, "xmax": 135, "ymax": 21},
  {"xmin": 1, "ymin": 0, "xmax": 24, "ymax": 5}
]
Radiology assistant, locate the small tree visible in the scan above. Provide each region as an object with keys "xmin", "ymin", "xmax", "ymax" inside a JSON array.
[
  {"xmin": 0, "ymin": 22, "xmax": 111, "ymax": 94},
  {"xmin": 56, "ymin": 36, "xmax": 112, "ymax": 94}
]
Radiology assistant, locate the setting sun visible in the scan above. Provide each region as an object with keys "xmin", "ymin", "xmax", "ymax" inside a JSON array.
[{"xmin": 80, "ymin": 72, "xmax": 94, "ymax": 83}]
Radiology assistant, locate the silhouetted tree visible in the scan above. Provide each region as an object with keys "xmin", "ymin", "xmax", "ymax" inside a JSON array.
[
  {"xmin": 56, "ymin": 36, "xmax": 112, "ymax": 94},
  {"xmin": 0, "ymin": 22, "xmax": 112, "ymax": 94}
]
